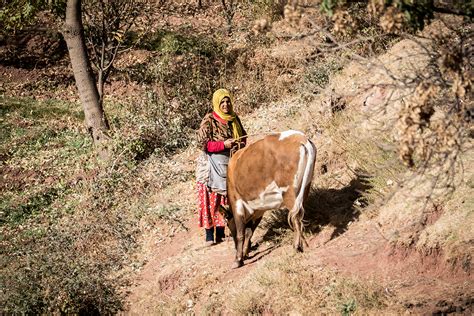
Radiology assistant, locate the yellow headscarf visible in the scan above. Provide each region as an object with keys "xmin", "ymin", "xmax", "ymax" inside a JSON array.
[{"xmin": 212, "ymin": 88, "xmax": 245, "ymax": 140}]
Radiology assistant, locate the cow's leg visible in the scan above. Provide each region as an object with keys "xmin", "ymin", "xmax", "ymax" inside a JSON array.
[
  {"xmin": 229, "ymin": 199, "xmax": 246, "ymax": 268},
  {"xmin": 291, "ymin": 183, "xmax": 312, "ymax": 251},
  {"xmin": 243, "ymin": 226, "xmax": 252, "ymax": 259},
  {"xmin": 243, "ymin": 216, "xmax": 262, "ymax": 258},
  {"xmin": 291, "ymin": 206, "xmax": 304, "ymax": 252},
  {"xmin": 227, "ymin": 218, "xmax": 237, "ymax": 247},
  {"xmin": 233, "ymin": 215, "xmax": 246, "ymax": 268}
]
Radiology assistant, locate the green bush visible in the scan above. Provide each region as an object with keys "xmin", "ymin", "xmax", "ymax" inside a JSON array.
[
  {"xmin": 107, "ymin": 92, "xmax": 201, "ymax": 162},
  {"xmin": 243, "ymin": 0, "xmax": 287, "ymax": 21},
  {"xmin": 139, "ymin": 30, "xmax": 225, "ymax": 57}
]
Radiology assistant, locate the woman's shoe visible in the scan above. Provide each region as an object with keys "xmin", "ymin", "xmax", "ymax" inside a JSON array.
[{"xmin": 205, "ymin": 228, "xmax": 214, "ymax": 246}]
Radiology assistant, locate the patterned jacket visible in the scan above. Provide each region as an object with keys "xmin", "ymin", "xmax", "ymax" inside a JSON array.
[{"xmin": 196, "ymin": 112, "xmax": 246, "ymax": 153}]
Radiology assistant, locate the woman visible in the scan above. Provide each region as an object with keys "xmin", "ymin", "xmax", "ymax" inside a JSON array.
[{"xmin": 196, "ymin": 88, "xmax": 247, "ymax": 246}]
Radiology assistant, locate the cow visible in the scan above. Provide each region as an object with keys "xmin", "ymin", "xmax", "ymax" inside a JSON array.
[{"xmin": 225, "ymin": 130, "xmax": 316, "ymax": 268}]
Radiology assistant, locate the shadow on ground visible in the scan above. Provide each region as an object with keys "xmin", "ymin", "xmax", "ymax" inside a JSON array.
[{"xmin": 259, "ymin": 171, "xmax": 373, "ymax": 244}]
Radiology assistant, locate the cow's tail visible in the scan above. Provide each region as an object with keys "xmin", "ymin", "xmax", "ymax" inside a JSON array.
[{"xmin": 288, "ymin": 138, "xmax": 316, "ymax": 251}]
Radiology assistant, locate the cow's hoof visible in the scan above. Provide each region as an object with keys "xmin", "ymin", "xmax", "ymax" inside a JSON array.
[{"xmin": 232, "ymin": 260, "xmax": 244, "ymax": 269}]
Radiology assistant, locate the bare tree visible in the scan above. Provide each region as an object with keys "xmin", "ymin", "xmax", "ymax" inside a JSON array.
[
  {"xmin": 63, "ymin": 0, "xmax": 110, "ymax": 159},
  {"xmin": 82, "ymin": 0, "xmax": 145, "ymax": 103},
  {"xmin": 62, "ymin": 0, "xmax": 150, "ymax": 158}
]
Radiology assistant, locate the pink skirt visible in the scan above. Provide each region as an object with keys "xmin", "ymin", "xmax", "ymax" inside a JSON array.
[{"xmin": 197, "ymin": 181, "xmax": 227, "ymax": 229}]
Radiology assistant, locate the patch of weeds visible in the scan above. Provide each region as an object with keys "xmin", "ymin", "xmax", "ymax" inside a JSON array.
[
  {"xmin": 142, "ymin": 204, "xmax": 188, "ymax": 230},
  {"xmin": 107, "ymin": 90, "xmax": 205, "ymax": 161},
  {"xmin": 340, "ymin": 298, "xmax": 357, "ymax": 315},
  {"xmin": 324, "ymin": 275, "xmax": 388, "ymax": 313},
  {"xmin": 303, "ymin": 57, "xmax": 344, "ymax": 93},
  {"xmin": 341, "ymin": 134, "xmax": 404, "ymax": 205},
  {"xmin": 2, "ymin": 228, "xmax": 126, "ymax": 314},
  {"xmin": 123, "ymin": 57, "xmax": 166, "ymax": 84},
  {"xmin": 242, "ymin": 0, "xmax": 286, "ymax": 21},
  {"xmin": 259, "ymin": 209, "xmax": 294, "ymax": 246},
  {"xmin": 2, "ymin": 186, "xmax": 68, "ymax": 225},
  {"xmin": 1, "ymin": 97, "xmax": 86, "ymax": 158},
  {"xmin": 0, "ymin": 97, "xmax": 95, "ymax": 227},
  {"xmin": 322, "ymin": 110, "xmax": 405, "ymax": 212},
  {"xmin": 229, "ymin": 292, "xmax": 267, "ymax": 315},
  {"xmin": 0, "ymin": 122, "xmax": 25, "ymax": 146},
  {"xmin": 60, "ymin": 130, "xmax": 92, "ymax": 154},
  {"xmin": 139, "ymin": 30, "xmax": 225, "ymax": 58},
  {"xmin": 0, "ymin": 97, "xmax": 83, "ymax": 121},
  {"xmin": 153, "ymin": 205, "xmax": 181, "ymax": 221},
  {"xmin": 355, "ymin": 26, "xmax": 398, "ymax": 57},
  {"xmin": 21, "ymin": 71, "xmax": 74, "ymax": 94},
  {"xmin": 14, "ymin": 128, "xmax": 59, "ymax": 154}
]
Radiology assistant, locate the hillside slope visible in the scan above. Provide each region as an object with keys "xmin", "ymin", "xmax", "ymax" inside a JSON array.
[{"xmin": 124, "ymin": 20, "xmax": 473, "ymax": 315}]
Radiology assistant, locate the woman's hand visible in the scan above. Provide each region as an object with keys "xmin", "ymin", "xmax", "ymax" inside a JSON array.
[{"xmin": 224, "ymin": 138, "xmax": 235, "ymax": 149}]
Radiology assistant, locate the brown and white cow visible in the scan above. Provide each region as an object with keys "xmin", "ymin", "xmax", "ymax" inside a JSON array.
[{"xmin": 226, "ymin": 130, "xmax": 316, "ymax": 268}]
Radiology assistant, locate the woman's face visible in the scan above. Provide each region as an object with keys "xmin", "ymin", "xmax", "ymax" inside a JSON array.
[{"xmin": 219, "ymin": 97, "xmax": 231, "ymax": 114}]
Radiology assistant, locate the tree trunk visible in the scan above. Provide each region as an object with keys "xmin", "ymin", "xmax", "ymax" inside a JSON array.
[{"xmin": 63, "ymin": 0, "xmax": 110, "ymax": 159}]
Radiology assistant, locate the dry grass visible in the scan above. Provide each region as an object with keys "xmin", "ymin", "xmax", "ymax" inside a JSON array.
[
  {"xmin": 205, "ymin": 253, "xmax": 390, "ymax": 315},
  {"xmin": 320, "ymin": 109, "xmax": 405, "ymax": 209}
]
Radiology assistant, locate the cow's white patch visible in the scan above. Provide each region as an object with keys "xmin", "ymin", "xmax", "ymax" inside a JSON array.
[
  {"xmin": 279, "ymin": 130, "xmax": 304, "ymax": 141},
  {"xmin": 292, "ymin": 139, "xmax": 316, "ymax": 214},
  {"xmin": 244, "ymin": 181, "xmax": 288, "ymax": 213},
  {"xmin": 293, "ymin": 145, "xmax": 306, "ymax": 190},
  {"xmin": 236, "ymin": 199, "xmax": 245, "ymax": 216}
]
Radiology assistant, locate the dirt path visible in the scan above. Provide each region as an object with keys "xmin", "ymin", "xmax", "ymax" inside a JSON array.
[
  {"xmin": 125, "ymin": 215, "xmax": 238, "ymax": 314},
  {"xmin": 124, "ymin": 209, "xmax": 288, "ymax": 314}
]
